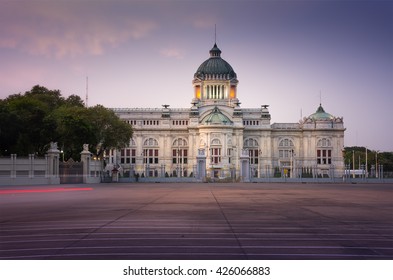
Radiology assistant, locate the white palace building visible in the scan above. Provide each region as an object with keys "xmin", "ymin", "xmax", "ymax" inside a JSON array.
[{"xmin": 108, "ymin": 43, "xmax": 345, "ymax": 181}]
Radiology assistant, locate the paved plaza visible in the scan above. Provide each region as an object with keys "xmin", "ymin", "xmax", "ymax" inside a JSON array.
[{"xmin": 0, "ymin": 182, "xmax": 392, "ymax": 260}]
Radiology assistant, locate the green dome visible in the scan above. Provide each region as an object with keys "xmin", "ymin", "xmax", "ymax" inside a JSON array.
[
  {"xmin": 194, "ymin": 44, "xmax": 237, "ymax": 80},
  {"xmin": 309, "ymin": 104, "xmax": 334, "ymax": 120},
  {"xmin": 201, "ymin": 106, "xmax": 233, "ymax": 125}
]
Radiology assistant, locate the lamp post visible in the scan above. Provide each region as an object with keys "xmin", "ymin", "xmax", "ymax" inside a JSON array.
[
  {"xmin": 181, "ymin": 148, "xmax": 184, "ymax": 177},
  {"xmin": 174, "ymin": 147, "xmax": 182, "ymax": 178},
  {"xmin": 290, "ymin": 150, "xmax": 293, "ymax": 178},
  {"xmin": 352, "ymin": 150, "xmax": 355, "ymax": 178},
  {"xmin": 258, "ymin": 149, "xmax": 262, "ymax": 178},
  {"xmin": 379, "ymin": 164, "xmax": 383, "ymax": 180},
  {"xmin": 290, "ymin": 149, "xmax": 295, "ymax": 178},
  {"xmin": 376, "ymin": 151, "xmax": 379, "ymax": 178},
  {"xmin": 142, "ymin": 151, "xmax": 146, "ymax": 177},
  {"xmin": 364, "ymin": 148, "xmax": 368, "ymax": 178}
]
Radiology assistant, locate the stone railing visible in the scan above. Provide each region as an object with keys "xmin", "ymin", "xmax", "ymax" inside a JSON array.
[{"xmin": 0, "ymin": 143, "xmax": 60, "ymax": 185}]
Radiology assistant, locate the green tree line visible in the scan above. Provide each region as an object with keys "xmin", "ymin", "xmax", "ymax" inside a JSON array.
[
  {"xmin": 0, "ymin": 85, "xmax": 133, "ymax": 160},
  {"xmin": 343, "ymin": 146, "xmax": 393, "ymax": 173}
]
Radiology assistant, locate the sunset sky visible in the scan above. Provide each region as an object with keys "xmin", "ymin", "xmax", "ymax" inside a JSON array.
[{"xmin": 0, "ymin": 0, "xmax": 392, "ymax": 151}]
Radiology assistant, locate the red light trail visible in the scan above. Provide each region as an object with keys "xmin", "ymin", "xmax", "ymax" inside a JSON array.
[{"xmin": 0, "ymin": 187, "xmax": 93, "ymax": 195}]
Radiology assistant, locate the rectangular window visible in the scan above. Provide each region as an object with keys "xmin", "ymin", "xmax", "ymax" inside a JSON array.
[
  {"xmin": 173, "ymin": 149, "xmax": 178, "ymax": 164},
  {"xmin": 211, "ymin": 148, "xmax": 221, "ymax": 164},
  {"xmin": 131, "ymin": 149, "xmax": 136, "ymax": 164},
  {"xmin": 144, "ymin": 149, "xmax": 159, "ymax": 165},
  {"xmin": 317, "ymin": 149, "xmax": 332, "ymax": 165},
  {"xmin": 120, "ymin": 148, "xmax": 136, "ymax": 165},
  {"xmin": 249, "ymin": 149, "xmax": 259, "ymax": 164},
  {"xmin": 172, "ymin": 149, "xmax": 188, "ymax": 165},
  {"xmin": 227, "ymin": 148, "xmax": 232, "ymax": 164}
]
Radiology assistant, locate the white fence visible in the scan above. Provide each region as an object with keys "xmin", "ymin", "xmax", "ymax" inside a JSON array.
[
  {"xmin": 0, "ymin": 154, "xmax": 60, "ymax": 186},
  {"xmin": 0, "ymin": 143, "xmax": 102, "ymax": 186}
]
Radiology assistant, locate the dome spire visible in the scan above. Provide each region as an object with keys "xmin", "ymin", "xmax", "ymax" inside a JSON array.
[
  {"xmin": 209, "ymin": 43, "xmax": 221, "ymax": 57},
  {"xmin": 210, "ymin": 24, "xmax": 221, "ymax": 57},
  {"xmin": 214, "ymin": 24, "xmax": 217, "ymax": 44}
]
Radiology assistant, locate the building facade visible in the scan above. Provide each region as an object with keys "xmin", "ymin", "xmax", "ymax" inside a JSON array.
[{"xmin": 108, "ymin": 43, "xmax": 345, "ymax": 180}]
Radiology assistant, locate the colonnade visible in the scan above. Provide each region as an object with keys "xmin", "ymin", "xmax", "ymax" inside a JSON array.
[{"xmin": 205, "ymin": 85, "xmax": 226, "ymax": 99}]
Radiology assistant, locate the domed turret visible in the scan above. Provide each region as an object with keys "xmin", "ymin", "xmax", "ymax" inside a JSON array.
[
  {"xmin": 194, "ymin": 43, "xmax": 237, "ymax": 80},
  {"xmin": 192, "ymin": 43, "xmax": 239, "ymax": 106},
  {"xmin": 309, "ymin": 104, "xmax": 334, "ymax": 120},
  {"xmin": 302, "ymin": 103, "xmax": 344, "ymax": 130}
]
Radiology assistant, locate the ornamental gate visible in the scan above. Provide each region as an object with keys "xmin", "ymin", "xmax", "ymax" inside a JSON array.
[{"xmin": 59, "ymin": 159, "xmax": 83, "ymax": 184}]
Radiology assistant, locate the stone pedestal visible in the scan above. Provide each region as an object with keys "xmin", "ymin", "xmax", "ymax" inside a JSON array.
[
  {"xmin": 196, "ymin": 148, "xmax": 206, "ymax": 181},
  {"xmin": 47, "ymin": 142, "xmax": 60, "ymax": 184},
  {"xmin": 240, "ymin": 149, "xmax": 250, "ymax": 182}
]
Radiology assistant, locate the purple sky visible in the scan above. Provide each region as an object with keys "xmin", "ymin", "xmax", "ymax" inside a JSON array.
[{"xmin": 1, "ymin": 0, "xmax": 392, "ymax": 151}]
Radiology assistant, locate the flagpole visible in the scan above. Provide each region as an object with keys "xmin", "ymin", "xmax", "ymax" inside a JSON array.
[
  {"xmin": 365, "ymin": 147, "xmax": 368, "ymax": 178},
  {"xmin": 352, "ymin": 150, "xmax": 355, "ymax": 178}
]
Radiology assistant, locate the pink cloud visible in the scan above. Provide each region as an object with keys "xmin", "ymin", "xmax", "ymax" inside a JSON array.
[
  {"xmin": 0, "ymin": 62, "xmax": 46, "ymax": 94},
  {"xmin": 192, "ymin": 17, "xmax": 216, "ymax": 29},
  {"xmin": 159, "ymin": 48, "xmax": 185, "ymax": 59},
  {"xmin": 0, "ymin": 3, "xmax": 158, "ymax": 58}
]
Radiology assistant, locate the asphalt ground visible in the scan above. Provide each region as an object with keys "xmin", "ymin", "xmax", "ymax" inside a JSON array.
[{"xmin": 0, "ymin": 183, "xmax": 392, "ymax": 260}]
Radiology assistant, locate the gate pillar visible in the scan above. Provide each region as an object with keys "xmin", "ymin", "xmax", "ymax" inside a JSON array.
[
  {"xmin": 80, "ymin": 144, "xmax": 91, "ymax": 184},
  {"xmin": 240, "ymin": 149, "xmax": 250, "ymax": 182},
  {"xmin": 196, "ymin": 148, "xmax": 206, "ymax": 181},
  {"xmin": 47, "ymin": 142, "xmax": 60, "ymax": 184}
]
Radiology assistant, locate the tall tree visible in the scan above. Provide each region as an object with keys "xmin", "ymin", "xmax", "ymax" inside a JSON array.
[
  {"xmin": 52, "ymin": 105, "xmax": 95, "ymax": 160},
  {"xmin": 5, "ymin": 93, "xmax": 58, "ymax": 155},
  {"xmin": 53, "ymin": 105, "xmax": 133, "ymax": 160},
  {"xmin": 0, "ymin": 85, "xmax": 133, "ymax": 160},
  {"xmin": 87, "ymin": 105, "xmax": 133, "ymax": 158}
]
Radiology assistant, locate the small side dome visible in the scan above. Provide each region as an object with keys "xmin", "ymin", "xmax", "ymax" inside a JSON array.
[
  {"xmin": 201, "ymin": 106, "xmax": 233, "ymax": 125},
  {"xmin": 309, "ymin": 104, "xmax": 334, "ymax": 120}
]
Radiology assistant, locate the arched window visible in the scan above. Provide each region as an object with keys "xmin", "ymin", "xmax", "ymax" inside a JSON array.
[
  {"xmin": 279, "ymin": 138, "xmax": 294, "ymax": 148},
  {"xmin": 143, "ymin": 138, "xmax": 159, "ymax": 164},
  {"xmin": 317, "ymin": 138, "xmax": 332, "ymax": 164},
  {"xmin": 278, "ymin": 138, "xmax": 294, "ymax": 158},
  {"xmin": 144, "ymin": 138, "xmax": 158, "ymax": 146},
  {"xmin": 172, "ymin": 137, "xmax": 188, "ymax": 177},
  {"xmin": 210, "ymin": 138, "xmax": 222, "ymax": 164},
  {"xmin": 244, "ymin": 138, "xmax": 258, "ymax": 147},
  {"xmin": 173, "ymin": 138, "xmax": 188, "ymax": 147},
  {"xmin": 317, "ymin": 138, "xmax": 331, "ymax": 147},
  {"xmin": 130, "ymin": 138, "xmax": 136, "ymax": 146},
  {"xmin": 172, "ymin": 138, "xmax": 188, "ymax": 165},
  {"xmin": 211, "ymin": 138, "xmax": 221, "ymax": 145},
  {"xmin": 244, "ymin": 138, "xmax": 259, "ymax": 164},
  {"xmin": 121, "ymin": 138, "xmax": 137, "ymax": 164}
]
